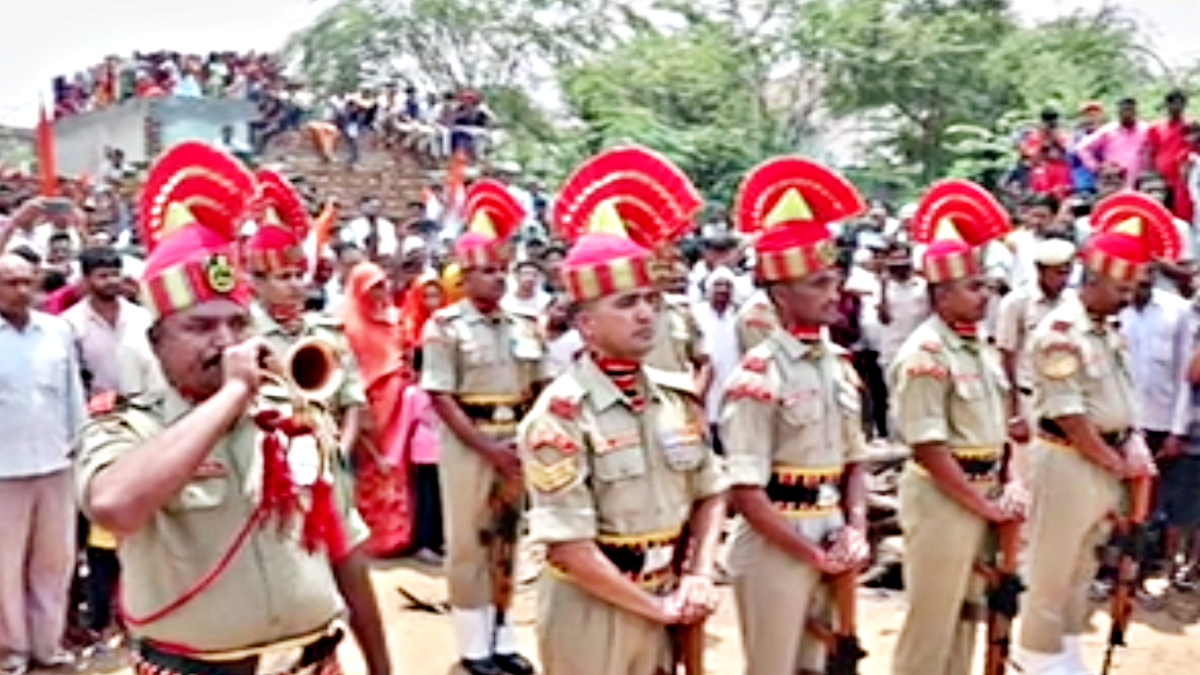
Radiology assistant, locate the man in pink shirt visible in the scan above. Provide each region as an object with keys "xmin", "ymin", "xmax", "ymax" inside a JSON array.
[{"xmin": 1077, "ymin": 97, "xmax": 1149, "ymax": 189}]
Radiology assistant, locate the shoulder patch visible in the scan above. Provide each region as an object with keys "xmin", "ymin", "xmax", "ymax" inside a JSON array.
[
  {"xmin": 1051, "ymin": 320, "xmax": 1072, "ymax": 332},
  {"xmin": 87, "ymin": 392, "xmax": 119, "ymax": 416},
  {"xmin": 645, "ymin": 366, "xmax": 698, "ymax": 398},
  {"xmin": 526, "ymin": 426, "xmax": 579, "ymax": 455},
  {"xmin": 905, "ymin": 363, "xmax": 950, "ymax": 380},
  {"xmin": 525, "ymin": 456, "xmax": 579, "ymax": 493},
  {"xmin": 919, "ymin": 339, "xmax": 942, "ymax": 353},
  {"xmin": 741, "ymin": 354, "xmax": 769, "ymax": 373},
  {"xmin": 549, "ymin": 394, "xmax": 582, "ymax": 421}
]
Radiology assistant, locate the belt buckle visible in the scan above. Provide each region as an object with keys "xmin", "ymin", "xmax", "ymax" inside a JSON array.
[
  {"xmin": 816, "ymin": 483, "xmax": 840, "ymax": 509},
  {"xmin": 255, "ymin": 646, "xmax": 304, "ymax": 675},
  {"xmin": 642, "ymin": 543, "xmax": 676, "ymax": 577},
  {"xmin": 493, "ymin": 405, "xmax": 515, "ymax": 423}
]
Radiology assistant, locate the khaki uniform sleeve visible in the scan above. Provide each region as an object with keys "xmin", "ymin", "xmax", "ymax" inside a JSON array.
[
  {"xmin": 1032, "ymin": 329, "xmax": 1087, "ymax": 419},
  {"xmin": 837, "ymin": 357, "xmax": 870, "ymax": 464},
  {"xmin": 718, "ymin": 355, "xmax": 777, "ymax": 487},
  {"xmin": 682, "ymin": 396, "xmax": 726, "ymax": 500},
  {"xmin": 994, "ymin": 292, "xmax": 1024, "ymax": 353},
  {"xmin": 684, "ymin": 308, "xmax": 708, "ymax": 364},
  {"xmin": 736, "ymin": 308, "xmax": 775, "ymax": 356},
  {"xmin": 331, "ymin": 460, "xmax": 371, "ymax": 548},
  {"xmin": 889, "ymin": 347, "xmax": 953, "ymax": 446},
  {"xmin": 518, "ymin": 406, "xmax": 597, "ymax": 543},
  {"xmin": 332, "ymin": 334, "xmax": 368, "ymax": 410},
  {"xmin": 73, "ymin": 413, "xmax": 143, "ymax": 519},
  {"xmin": 420, "ymin": 315, "xmax": 459, "ymax": 393}
]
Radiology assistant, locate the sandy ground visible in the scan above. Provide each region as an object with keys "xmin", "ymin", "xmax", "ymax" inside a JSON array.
[{"xmin": 71, "ymin": 555, "xmax": 1200, "ymax": 675}]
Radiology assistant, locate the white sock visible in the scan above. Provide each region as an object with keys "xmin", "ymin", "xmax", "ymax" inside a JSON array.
[{"xmin": 451, "ymin": 607, "xmax": 491, "ymax": 660}]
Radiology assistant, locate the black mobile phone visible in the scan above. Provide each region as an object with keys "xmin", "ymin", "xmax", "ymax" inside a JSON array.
[{"xmin": 43, "ymin": 197, "xmax": 74, "ymax": 215}]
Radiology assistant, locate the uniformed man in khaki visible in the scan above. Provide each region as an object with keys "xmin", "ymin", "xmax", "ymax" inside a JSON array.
[
  {"xmin": 721, "ymin": 157, "xmax": 871, "ymax": 675},
  {"xmin": 995, "ymin": 237, "xmax": 1076, "ymax": 429},
  {"xmin": 645, "ymin": 249, "xmax": 711, "ymax": 394},
  {"xmin": 421, "ymin": 179, "xmax": 540, "ymax": 675},
  {"xmin": 888, "ymin": 180, "xmax": 1028, "ymax": 675},
  {"xmin": 246, "ymin": 168, "xmax": 366, "ymax": 450},
  {"xmin": 734, "ymin": 288, "xmax": 780, "ymax": 355},
  {"xmin": 518, "ymin": 146, "xmax": 725, "ymax": 675},
  {"xmin": 75, "ymin": 144, "xmax": 390, "ymax": 675},
  {"xmin": 1015, "ymin": 192, "xmax": 1168, "ymax": 675}
]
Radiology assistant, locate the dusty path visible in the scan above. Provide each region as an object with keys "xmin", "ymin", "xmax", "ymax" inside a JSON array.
[{"xmin": 69, "ymin": 556, "xmax": 1198, "ymax": 675}]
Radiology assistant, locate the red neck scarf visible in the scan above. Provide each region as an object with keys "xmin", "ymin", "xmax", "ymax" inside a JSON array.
[
  {"xmin": 265, "ymin": 302, "xmax": 304, "ymax": 335},
  {"xmin": 593, "ymin": 353, "xmax": 646, "ymax": 412},
  {"xmin": 789, "ymin": 325, "xmax": 822, "ymax": 341}
]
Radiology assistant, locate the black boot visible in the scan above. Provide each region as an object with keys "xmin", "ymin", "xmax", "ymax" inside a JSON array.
[
  {"xmin": 492, "ymin": 652, "xmax": 534, "ymax": 675},
  {"xmin": 459, "ymin": 657, "xmax": 503, "ymax": 675}
]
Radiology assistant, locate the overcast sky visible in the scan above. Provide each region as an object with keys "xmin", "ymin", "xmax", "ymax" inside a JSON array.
[{"xmin": 0, "ymin": 0, "xmax": 1195, "ymax": 126}]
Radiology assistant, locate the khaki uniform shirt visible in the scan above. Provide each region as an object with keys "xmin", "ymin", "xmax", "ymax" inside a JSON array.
[
  {"xmin": 720, "ymin": 328, "xmax": 868, "ymax": 487},
  {"xmin": 518, "ymin": 355, "xmax": 725, "ymax": 548},
  {"xmin": 734, "ymin": 290, "xmax": 780, "ymax": 356},
  {"xmin": 888, "ymin": 316, "xmax": 1009, "ymax": 451},
  {"xmin": 1030, "ymin": 297, "xmax": 1135, "ymax": 434},
  {"xmin": 74, "ymin": 388, "xmax": 368, "ymax": 654},
  {"xmin": 420, "ymin": 298, "xmax": 543, "ymax": 403},
  {"xmin": 644, "ymin": 294, "xmax": 706, "ymax": 375},
  {"xmin": 995, "ymin": 286, "xmax": 1075, "ymax": 392},
  {"xmin": 251, "ymin": 304, "xmax": 367, "ymax": 414}
]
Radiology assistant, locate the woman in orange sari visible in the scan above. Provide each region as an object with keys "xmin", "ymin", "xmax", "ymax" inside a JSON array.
[{"xmin": 340, "ymin": 262, "xmax": 414, "ymax": 556}]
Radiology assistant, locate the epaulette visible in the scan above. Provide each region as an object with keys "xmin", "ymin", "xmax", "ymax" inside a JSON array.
[
  {"xmin": 645, "ymin": 366, "xmax": 700, "ymax": 399},
  {"xmin": 309, "ymin": 313, "xmax": 345, "ymax": 329},
  {"xmin": 433, "ymin": 302, "xmax": 464, "ymax": 323},
  {"xmin": 919, "ymin": 339, "xmax": 942, "ymax": 353},
  {"xmin": 905, "ymin": 363, "xmax": 950, "ymax": 379},
  {"xmin": 1051, "ymin": 320, "xmax": 1072, "ymax": 332}
]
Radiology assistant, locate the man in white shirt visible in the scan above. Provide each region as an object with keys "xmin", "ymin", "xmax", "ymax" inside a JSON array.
[
  {"xmin": 501, "ymin": 260, "xmax": 551, "ymax": 318},
  {"xmin": 1119, "ymin": 270, "xmax": 1194, "ymax": 463},
  {"xmin": 875, "ymin": 244, "xmax": 929, "ymax": 370},
  {"xmin": 691, "ymin": 267, "xmax": 740, "ymax": 451},
  {"xmin": 995, "ymin": 238, "xmax": 1076, "ymax": 427},
  {"xmin": 340, "ymin": 195, "xmax": 398, "ymax": 261},
  {"xmin": 0, "ymin": 254, "xmax": 87, "ymax": 675},
  {"xmin": 60, "ymin": 247, "xmax": 157, "ymax": 399}
]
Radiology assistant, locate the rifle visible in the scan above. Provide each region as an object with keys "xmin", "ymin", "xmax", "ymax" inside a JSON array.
[
  {"xmin": 826, "ymin": 570, "xmax": 866, "ymax": 675},
  {"xmin": 485, "ymin": 476, "xmax": 522, "ymax": 650},
  {"xmin": 1100, "ymin": 473, "xmax": 1153, "ymax": 675},
  {"xmin": 982, "ymin": 444, "xmax": 1025, "ymax": 675},
  {"xmin": 671, "ymin": 525, "xmax": 706, "ymax": 675},
  {"xmin": 982, "ymin": 520, "xmax": 1024, "ymax": 675}
]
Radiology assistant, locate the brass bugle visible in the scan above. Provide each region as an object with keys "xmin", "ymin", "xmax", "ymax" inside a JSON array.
[{"xmin": 258, "ymin": 336, "xmax": 345, "ymax": 404}]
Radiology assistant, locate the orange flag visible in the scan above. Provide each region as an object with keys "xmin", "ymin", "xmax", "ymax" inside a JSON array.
[
  {"xmin": 311, "ymin": 199, "xmax": 339, "ymax": 257},
  {"xmin": 36, "ymin": 103, "xmax": 57, "ymax": 196},
  {"xmin": 444, "ymin": 148, "xmax": 467, "ymax": 226}
]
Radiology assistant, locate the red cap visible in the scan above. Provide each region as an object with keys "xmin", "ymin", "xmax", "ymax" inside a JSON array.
[
  {"xmin": 455, "ymin": 179, "xmax": 524, "ymax": 269},
  {"xmin": 553, "ymin": 146, "xmax": 701, "ymax": 302},
  {"xmin": 137, "ymin": 142, "xmax": 256, "ymax": 321},
  {"xmin": 245, "ymin": 169, "xmax": 310, "ymax": 274},
  {"xmin": 734, "ymin": 156, "xmax": 865, "ymax": 282},
  {"xmin": 910, "ymin": 179, "xmax": 1010, "ymax": 284},
  {"xmin": 1082, "ymin": 191, "xmax": 1180, "ymax": 281}
]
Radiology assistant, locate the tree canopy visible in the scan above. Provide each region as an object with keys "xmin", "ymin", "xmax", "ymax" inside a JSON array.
[{"xmin": 284, "ymin": 0, "xmax": 1199, "ymax": 202}]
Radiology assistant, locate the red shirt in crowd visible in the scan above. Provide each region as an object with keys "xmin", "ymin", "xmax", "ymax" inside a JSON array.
[{"xmin": 1146, "ymin": 117, "xmax": 1194, "ymax": 222}]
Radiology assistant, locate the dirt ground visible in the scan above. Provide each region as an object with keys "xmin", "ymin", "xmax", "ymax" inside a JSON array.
[{"xmin": 72, "ymin": 555, "xmax": 1200, "ymax": 675}]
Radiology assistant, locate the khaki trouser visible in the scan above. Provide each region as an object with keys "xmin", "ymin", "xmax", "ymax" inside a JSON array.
[
  {"xmin": 0, "ymin": 470, "xmax": 76, "ymax": 660},
  {"xmin": 1018, "ymin": 441, "xmax": 1120, "ymax": 653},
  {"xmin": 438, "ymin": 429, "xmax": 517, "ymax": 609},
  {"xmin": 731, "ymin": 513, "xmax": 841, "ymax": 675},
  {"xmin": 537, "ymin": 574, "xmax": 672, "ymax": 675},
  {"xmin": 892, "ymin": 468, "xmax": 989, "ymax": 675}
]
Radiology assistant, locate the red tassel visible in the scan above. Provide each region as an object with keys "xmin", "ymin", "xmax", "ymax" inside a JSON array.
[
  {"xmin": 253, "ymin": 411, "xmax": 299, "ymax": 526},
  {"xmin": 302, "ymin": 478, "xmax": 348, "ymax": 560}
]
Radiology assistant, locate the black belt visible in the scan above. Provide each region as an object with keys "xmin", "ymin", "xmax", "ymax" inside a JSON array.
[
  {"xmin": 1038, "ymin": 419, "xmax": 1131, "ymax": 448},
  {"xmin": 955, "ymin": 455, "xmax": 999, "ymax": 480},
  {"xmin": 598, "ymin": 535, "xmax": 681, "ymax": 576},
  {"xmin": 135, "ymin": 630, "xmax": 343, "ymax": 675},
  {"xmin": 455, "ymin": 399, "xmax": 532, "ymax": 422},
  {"xmin": 765, "ymin": 473, "xmax": 841, "ymax": 510}
]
